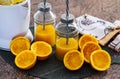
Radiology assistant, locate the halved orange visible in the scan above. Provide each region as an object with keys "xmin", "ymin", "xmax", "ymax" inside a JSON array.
[
  {"xmin": 15, "ymin": 50, "xmax": 37, "ymax": 70},
  {"xmin": 79, "ymin": 34, "xmax": 98, "ymax": 49},
  {"xmin": 90, "ymin": 50, "xmax": 111, "ymax": 71},
  {"xmin": 10, "ymin": 36, "xmax": 30, "ymax": 56},
  {"xmin": 12, "ymin": 0, "xmax": 25, "ymax": 4},
  {"xmin": 0, "ymin": 0, "xmax": 11, "ymax": 5},
  {"xmin": 56, "ymin": 38, "xmax": 78, "ymax": 61},
  {"xmin": 81, "ymin": 42, "xmax": 101, "ymax": 63},
  {"xmin": 0, "ymin": 0, "xmax": 25, "ymax": 5},
  {"xmin": 31, "ymin": 41, "xmax": 52, "ymax": 60},
  {"xmin": 63, "ymin": 50, "xmax": 84, "ymax": 71}
]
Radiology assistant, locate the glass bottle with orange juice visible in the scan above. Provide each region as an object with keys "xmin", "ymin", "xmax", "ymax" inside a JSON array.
[
  {"xmin": 55, "ymin": 14, "xmax": 79, "ymax": 61},
  {"xmin": 34, "ymin": 2, "xmax": 56, "ymax": 46}
]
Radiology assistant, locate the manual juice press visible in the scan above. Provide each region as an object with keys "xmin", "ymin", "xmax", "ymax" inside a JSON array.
[{"xmin": 0, "ymin": 0, "xmax": 33, "ymax": 50}]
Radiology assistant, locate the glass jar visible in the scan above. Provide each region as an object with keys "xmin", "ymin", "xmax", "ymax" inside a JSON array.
[
  {"xmin": 55, "ymin": 14, "xmax": 79, "ymax": 61},
  {"xmin": 34, "ymin": 2, "xmax": 56, "ymax": 46}
]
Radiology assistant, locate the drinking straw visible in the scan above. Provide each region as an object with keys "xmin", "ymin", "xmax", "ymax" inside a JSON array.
[
  {"xmin": 43, "ymin": 0, "xmax": 46, "ymax": 30},
  {"xmin": 66, "ymin": 0, "xmax": 69, "ymax": 44}
]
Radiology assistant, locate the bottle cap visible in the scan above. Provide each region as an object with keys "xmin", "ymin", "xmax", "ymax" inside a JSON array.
[
  {"xmin": 60, "ymin": 14, "xmax": 74, "ymax": 24},
  {"xmin": 38, "ymin": 2, "xmax": 51, "ymax": 12}
]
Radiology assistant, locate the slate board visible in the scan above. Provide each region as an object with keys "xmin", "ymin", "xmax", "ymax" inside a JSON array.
[{"xmin": 0, "ymin": 27, "xmax": 120, "ymax": 79}]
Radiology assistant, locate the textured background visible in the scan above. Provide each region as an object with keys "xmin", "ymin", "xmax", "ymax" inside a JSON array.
[{"xmin": 30, "ymin": 0, "xmax": 120, "ymax": 26}]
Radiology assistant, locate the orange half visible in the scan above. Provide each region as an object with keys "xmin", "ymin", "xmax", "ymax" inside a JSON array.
[
  {"xmin": 90, "ymin": 50, "xmax": 111, "ymax": 71},
  {"xmin": 63, "ymin": 50, "xmax": 84, "ymax": 71},
  {"xmin": 79, "ymin": 34, "xmax": 98, "ymax": 49},
  {"xmin": 15, "ymin": 50, "xmax": 37, "ymax": 70},
  {"xmin": 31, "ymin": 41, "xmax": 52, "ymax": 60},
  {"xmin": 10, "ymin": 36, "xmax": 30, "ymax": 56},
  {"xmin": 12, "ymin": 0, "xmax": 25, "ymax": 4},
  {"xmin": 81, "ymin": 42, "xmax": 101, "ymax": 63}
]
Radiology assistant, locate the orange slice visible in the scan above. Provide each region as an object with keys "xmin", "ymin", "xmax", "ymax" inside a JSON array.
[
  {"xmin": 90, "ymin": 50, "xmax": 111, "ymax": 71},
  {"xmin": 63, "ymin": 50, "xmax": 84, "ymax": 71},
  {"xmin": 79, "ymin": 34, "xmax": 98, "ymax": 49},
  {"xmin": 10, "ymin": 36, "xmax": 30, "ymax": 56},
  {"xmin": 81, "ymin": 42, "xmax": 101, "ymax": 63},
  {"xmin": 31, "ymin": 41, "xmax": 52, "ymax": 60},
  {"xmin": 56, "ymin": 38, "xmax": 78, "ymax": 61},
  {"xmin": 15, "ymin": 50, "xmax": 37, "ymax": 70}
]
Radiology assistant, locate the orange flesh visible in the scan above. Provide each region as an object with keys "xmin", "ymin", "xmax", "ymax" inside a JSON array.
[
  {"xmin": 82, "ymin": 42, "xmax": 101, "ymax": 63},
  {"xmin": 65, "ymin": 52, "xmax": 82, "ymax": 68},
  {"xmin": 79, "ymin": 34, "xmax": 98, "ymax": 49},
  {"xmin": 92, "ymin": 51, "xmax": 110, "ymax": 68},
  {"xmin": 10, "ymin": 37, "xmax": 30, "ymax": 56}
]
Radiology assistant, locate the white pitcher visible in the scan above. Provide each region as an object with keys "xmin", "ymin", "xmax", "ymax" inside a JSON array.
[{"xmin": 0, "ymin": 0, "xmax": 33, "ymax": 50}]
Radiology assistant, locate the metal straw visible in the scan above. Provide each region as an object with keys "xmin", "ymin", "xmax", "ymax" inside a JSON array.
[
  {"xmin": 66, "ymin": 0, "xmax": 69, "ymax": 44},
  {"xmin": 43, "ymin": 0, "xmax": 46, "ymax": 30}
]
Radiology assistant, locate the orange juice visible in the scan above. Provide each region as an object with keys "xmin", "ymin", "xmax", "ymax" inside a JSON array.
[
  {"xmin": 35, "ymin": 24, "xmax": 55, "ymax": 46},
  {"xmin": 56, "ymin": 38, "xmax": 78, "ymax": 61}
]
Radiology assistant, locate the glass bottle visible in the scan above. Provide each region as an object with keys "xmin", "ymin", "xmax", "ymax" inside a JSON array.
[
  {"xmin": 55, "ymin": 14, "xmax": 79, "ymax": 61},
  {"xmin": 34, "ymin": 2, "xmax": 56, "ymax": 46}
]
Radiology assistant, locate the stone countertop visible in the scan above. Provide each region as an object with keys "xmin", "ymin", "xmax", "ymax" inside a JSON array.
[{"xmin": 1, "ymin": 0, "xmax": 120, "ymax": 79}]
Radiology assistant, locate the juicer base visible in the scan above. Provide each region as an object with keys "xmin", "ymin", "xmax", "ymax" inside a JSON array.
[{"xmin": 0, "ymin": 29, "xmax": 33, "ymax": 51}]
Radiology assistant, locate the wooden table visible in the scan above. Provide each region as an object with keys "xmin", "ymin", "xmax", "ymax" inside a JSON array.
[{"xmin": 0, "ymin": 0, "xmax": 120, "ymax": 79}]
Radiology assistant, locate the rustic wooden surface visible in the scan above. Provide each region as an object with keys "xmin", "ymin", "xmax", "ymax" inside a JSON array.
[
  {"xmin": 31, "ymin": 0, "xmax": 120, "ymax": 26},
  {"xmin": 1, "ymin": 0, "xmax": 120, "ymax": 79}
]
